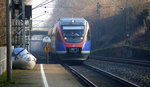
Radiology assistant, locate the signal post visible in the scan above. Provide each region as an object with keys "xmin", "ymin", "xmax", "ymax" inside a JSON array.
[{"xmin": 43, "ymin": 36, "xmax": 51, "ymax": 64}]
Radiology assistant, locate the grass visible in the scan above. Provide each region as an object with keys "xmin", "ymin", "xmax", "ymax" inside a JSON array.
[
  {"xmin": 0, "ymin": 72, "xmax": 7, "ymax": 85},
  {"xmin": 0, "ymin": 72, "xmax": 17, "ymax": 87},
  {"xmin": 0, "ymin": 68, "xmax": 36, "ymax": 87},
  {"xmin": 91, "ymin": 44, "xmax": 117, "ymax": 53},
  {"xmin": 92, "ymin": 44, "xmax": 150, "ymax": 53},
  {"xmin": 123, "ymin": 44, "xmax": 150, "ymax": 51},
  {"xmin": 91, "ymin": 44, "xmax": 150, "ymax": 59}
]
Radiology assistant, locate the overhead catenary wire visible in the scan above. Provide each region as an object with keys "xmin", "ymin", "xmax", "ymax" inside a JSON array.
[
  {"xmin": 32, "ymin": 13, "xmax": 46, "ymax": 19},
  {"xmin": 32, "ymin": 0, "xmax": 55, "ymax": 10},
  {"xmin": 32, "ymin": 0, "xmax": 50, "ymax": 10}
]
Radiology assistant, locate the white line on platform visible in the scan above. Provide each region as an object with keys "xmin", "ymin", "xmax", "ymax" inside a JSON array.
[{"xmin": 40, "ymin": 64, "xmax": 49, "ymax": 87}]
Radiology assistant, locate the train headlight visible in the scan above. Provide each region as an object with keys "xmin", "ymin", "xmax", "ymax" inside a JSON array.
[
  {"xmin": 72, "ymin": 20, "xmax": 75, "ymax": 23},
  {"xmin": 64, "ymin": 37, "xmax": 67, "ymax": 40},
  {"xmin": 80, "ymin": 37, "xmax": 83, "ymax": 40}
]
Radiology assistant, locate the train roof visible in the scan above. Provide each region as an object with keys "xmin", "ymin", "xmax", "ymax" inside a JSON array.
[
  {"xmin": 58, "ymin": 18, "xmax": 87, "ymax": 25},
  {"xmin": 59, "ymin": 18, "xmax": 86, "ymax": 21}
]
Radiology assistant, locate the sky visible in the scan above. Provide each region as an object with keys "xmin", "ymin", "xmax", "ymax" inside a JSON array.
[{"xmin": 26, "ymin": 0, "xmax": 57, "ymax": 29}]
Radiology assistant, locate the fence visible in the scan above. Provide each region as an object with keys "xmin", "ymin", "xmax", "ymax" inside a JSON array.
[{"xmin": 0, "ymin": 47, "xmax": 6, "ymax": 75}]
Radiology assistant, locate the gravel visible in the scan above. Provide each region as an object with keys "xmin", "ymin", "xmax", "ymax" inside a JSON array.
[{"xmin": 84, "ymin": 59, "xmax": 150, "ymax": 87}]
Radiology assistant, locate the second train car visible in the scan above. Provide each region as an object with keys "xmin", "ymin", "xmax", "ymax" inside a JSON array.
[{"xmin": 48, "ymin": 18, "xmax": 91, "ymax": 62}]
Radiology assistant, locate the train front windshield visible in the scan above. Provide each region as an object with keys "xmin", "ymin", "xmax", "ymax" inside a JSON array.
[{"xmin": 62, "ymin": 26, "xmax": 85, "ymax": 43}]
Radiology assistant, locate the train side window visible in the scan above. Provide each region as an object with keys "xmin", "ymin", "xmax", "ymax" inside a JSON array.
[
  {"xmin": 87, "ymin": 30, "xmax": 90, "ymax": 40},
  {"xmin": 56, "ymin": 28, "xmax": 62, "ymax": 41}
]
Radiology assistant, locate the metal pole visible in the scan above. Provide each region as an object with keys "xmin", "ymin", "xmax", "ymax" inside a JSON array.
[
  {"xmin": 16, "ymin": 20, "xmax": 19, "ymax": 47},
  {"xmin": 21, "ymin": 0, "xmax": 26, "ymax": 48},
  {"xmin": 46, "ymin": 53, "xmax": 49, "ymax": 64},
  {"xmin": 30, "ymin": 19, "xmax": 32, "ymax": 52},
  {"xmin": 6, "ymin": 0, "xmax": 12, "ymax": 82},
  {"xmin": 19, "ymin": 21, "xmax": 22, "ymax": 47},
  {"xmin": 14, "ymin": 19, "xmax": 17, "ymax": 47},
  {"xmin": 46, "ymin": 43, "xmax": 49, "ymax": 64}
]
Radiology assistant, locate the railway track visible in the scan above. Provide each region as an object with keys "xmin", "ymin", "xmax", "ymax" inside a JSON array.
[
  {"xmin": 63, "ymin": 64, "xmax": 140, "ymax": 87},
  {"xmin": 84, "ymin": 64, "xmax": 140, "ymax": 87},
  {"xmin": 63, "ymin": 64, "xmax": 97, "ymax": 87},
  {"xmin": 30, "ymin": 52, "xmax": 144, "ymax": 87},
  {"xmin": 91, "ymin": 56, "xmax": 150, "ymax": 67}
]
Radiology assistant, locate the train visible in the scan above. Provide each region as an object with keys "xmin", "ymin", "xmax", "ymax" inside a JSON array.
[{"xmin": 48, "ymin": 18, "xmax": 91, "ymax": 63}]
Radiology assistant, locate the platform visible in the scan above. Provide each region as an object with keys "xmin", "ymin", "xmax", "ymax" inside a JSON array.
[{"xmin": 9, "ymin": 64, "xmax": 83, "ymax": 87}]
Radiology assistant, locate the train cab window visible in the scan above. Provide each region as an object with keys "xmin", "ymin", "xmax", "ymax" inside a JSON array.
[
  {"xmin": 62, "ymin": 26, "xmax": 85, "ymax": 43},
  {"xmin": 62, "ymin": 26, "xmax": 84, "ymax": 37}
]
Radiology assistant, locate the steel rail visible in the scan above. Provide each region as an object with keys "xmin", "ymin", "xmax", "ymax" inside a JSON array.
[
  {"xmin": 62, "ymin": 64, "xmax": 98, "ymax": 87},
  {"xmin": 84, "ymin": 64, "xmax": 140, "ymax": 87},
  {"xmin": 91, "ymin": 55, "xmax": 150, "ymax": 67}
]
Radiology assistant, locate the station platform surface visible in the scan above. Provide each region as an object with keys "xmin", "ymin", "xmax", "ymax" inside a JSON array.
[{"xmin": 10, "ymin": 64, "xmax": 83, "ymax": 87}]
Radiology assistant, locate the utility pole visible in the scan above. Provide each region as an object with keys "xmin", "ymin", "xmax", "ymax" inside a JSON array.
[
  {"xmin": 125, "ymin": 0, "xmax": 130, "ymax": 45},
  {"xmin": 96, "ymin": 2, "xmax": 101, "ymax": 42},
  {"xmin": 96, "ymin": 2, "xmax": 101, "ymax": 20},
  {"xmin": 125, "ymin": 0, "xmax": 129, "ymax": 38},
  {"xmin": 6, "ymin": 0, "xmax": 12, "ymax": 82}
]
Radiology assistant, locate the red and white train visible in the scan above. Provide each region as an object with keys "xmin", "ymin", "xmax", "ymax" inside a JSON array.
[{"xmin": 48, "ymin": 18, "xmax": 91, "ymax": 62}]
